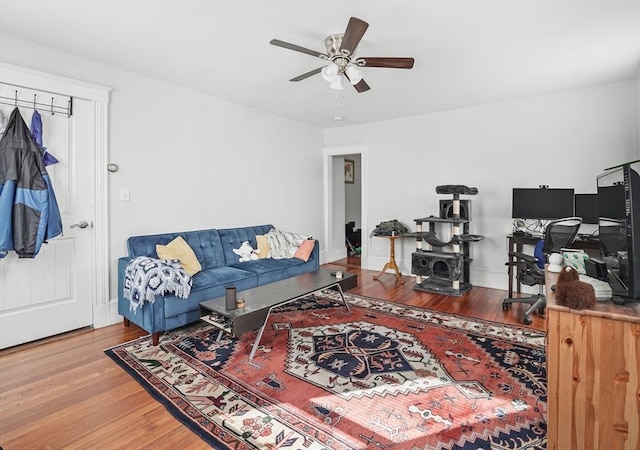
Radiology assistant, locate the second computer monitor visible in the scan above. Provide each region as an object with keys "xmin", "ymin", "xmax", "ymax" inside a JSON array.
[
  {"xmin": 574, "ymin": 193, "xmax": 599, "ymax": 224},
  {"xmin": 512, "ymin": 188, "xmax": 574, "ymax": 219}
]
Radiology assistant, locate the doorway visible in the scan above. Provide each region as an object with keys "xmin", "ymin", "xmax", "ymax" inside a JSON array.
[
  {"xmin": 323, "ymin": 145, "xmax": 368, "ymax": 266},
  {"xmin": 344, "ymin": 154, "xmax": 362, "ymax": 257}
]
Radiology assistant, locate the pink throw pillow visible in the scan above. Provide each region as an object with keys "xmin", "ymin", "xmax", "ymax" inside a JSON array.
[{"xmin": 294, "ymin": 240, "xmax": 315, "ymax": 262}]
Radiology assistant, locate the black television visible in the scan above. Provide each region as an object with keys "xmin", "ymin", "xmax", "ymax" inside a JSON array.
[
  {"xmin": 574, "ymin": 193, "xmax": 599, "ymax": 224},
  {"xmin": 596, "ymin": 160, "xmax": 640, "ymax": 303},
  {"xmin": 512, "ymin": 188, "xmax": 575, "ymax": 219}
]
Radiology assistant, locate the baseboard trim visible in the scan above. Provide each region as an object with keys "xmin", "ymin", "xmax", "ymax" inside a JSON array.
[{"xmin": 93, "ymin": 299, "xmax": 122, "ymax": 328}]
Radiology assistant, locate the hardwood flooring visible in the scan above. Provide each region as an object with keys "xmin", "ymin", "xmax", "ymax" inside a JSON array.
[{"xmin": 0, "ymin": 259, "xmax": 545, "ymax": 449}]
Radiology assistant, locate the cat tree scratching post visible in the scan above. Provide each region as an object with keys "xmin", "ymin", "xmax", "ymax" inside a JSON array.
[{"xmin": 409, "ymin": 185, "xmax": 484, "ymax": 296}]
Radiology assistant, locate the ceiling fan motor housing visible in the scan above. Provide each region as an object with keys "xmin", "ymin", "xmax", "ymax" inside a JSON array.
[
  {"xmin": 324, "ymin": 33, "xmax": 345, "ymax": 57},
  {"xmin": 324, "ymin": 33, "xmax": 357, "ymax": 70}
]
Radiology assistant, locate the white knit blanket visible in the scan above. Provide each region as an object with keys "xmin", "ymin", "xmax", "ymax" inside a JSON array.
[
  {"xmin": 123, "ymin": 256, "xmax": 192, "ymax": 312},
  {"xmin": 265, "ymin": 228, "xmax": 309, "ymax": 259}
]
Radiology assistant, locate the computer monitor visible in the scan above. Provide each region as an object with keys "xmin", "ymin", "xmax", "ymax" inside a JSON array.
[
  {"xmin": 512, "ymin": 188, "xmax": 575, "ymax": 219},
  {"xmin": 597, "ymin": 160, "xmax": 640, "ymax": 302},
  {"xmin": 574, "ymin": 193, "xmax": 599, "ymax": 224}
]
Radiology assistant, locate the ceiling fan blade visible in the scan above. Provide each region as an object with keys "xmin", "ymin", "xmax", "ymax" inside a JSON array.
[
  {"xmin": 270, "ymin": 39, "xmax": 327, "ymax": 59},
  {"xmin": 359, "ymin": 57, "xmax": 415, "ymax": 69},
  {"xmin": 290, "ymin": 67, "xmax": 323, "ymax": 82},
  {"xmin": 339, "ymin": 17, "xmax": 369, "ymax": 55},
  {"xmin": 353, "ymin": 79, "xmax": 371, "ymax": 93}
]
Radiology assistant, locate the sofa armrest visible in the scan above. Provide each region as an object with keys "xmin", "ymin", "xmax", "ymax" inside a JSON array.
[
  {"xmin": 117, "ymin": 256, "xmax": 166, "ymax": 335},
  {"xmin": 309, "ymin": 239, "xmax": 320, "ymax": 270}
]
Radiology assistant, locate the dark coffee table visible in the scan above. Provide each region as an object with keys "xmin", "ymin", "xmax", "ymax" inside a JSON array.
[{"xmin": 199, "ymin": 269, "xmax": 357, "ymax": 360}]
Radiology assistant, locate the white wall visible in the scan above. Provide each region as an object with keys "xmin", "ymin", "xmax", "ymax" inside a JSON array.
[
  {"xmin": 0, "ymin": 35, "xmax": 324, "ymax": 315},
  {"xmin": 325, "ymin": 80, "xmax": 638, "ymax": 290}
]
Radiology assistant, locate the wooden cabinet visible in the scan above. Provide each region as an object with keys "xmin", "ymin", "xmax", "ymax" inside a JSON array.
[{"xmin": 545, "ymin": 270, "xmax": 640, "ymax": 450}]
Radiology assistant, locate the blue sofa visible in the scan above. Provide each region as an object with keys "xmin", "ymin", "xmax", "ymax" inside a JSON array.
[{"xmin": 117, "ymin": 224, "xmax": 319, "ymax": 344}]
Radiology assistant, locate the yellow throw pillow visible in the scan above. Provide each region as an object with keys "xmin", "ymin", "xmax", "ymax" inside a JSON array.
[
  {"xmin": 156, "ymin": 236, "xmax": 202, "ymax": 276},
  {"xmin": 256, "ymin": 235, "xmax": 270, "ymax": 259}
]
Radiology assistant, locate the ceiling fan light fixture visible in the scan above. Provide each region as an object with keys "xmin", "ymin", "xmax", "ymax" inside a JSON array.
[
  {"xmin": 270, "ymin": 16, "xmax": 415, "ymax": 93},
  {"xmin": 321, "ymin": 63, "xmax": 339, "ymax": 82},
  {"xmin": 329, "ymin": 75, "xmax": 344, "ymax": 90},
  {"xmin": 345, "ymin": 65, "xmax": 363, "ymax": 85}
]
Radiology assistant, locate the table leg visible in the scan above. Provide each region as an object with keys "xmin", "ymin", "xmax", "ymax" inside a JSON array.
[
  {"xmin": 248, "ymin": 284, "xmax": 351, "ymax": 361},
  {"xmin": 507, "ymin": 238, "xmax": 525, "ymax": 297},
  {"xmin": 373, "ymin": 236, "xmax": 405, "ymax": 284},
  {"xmin": 516, "ymin": 243, "xmax": 523, "ymax": 294},
  {"xmin": 249, "ymin": 324, "xmax": 266, "ymax": 361},
  {"xmin": 335, "ymin": 283, "xmax": 350, "ymax": 312},
  {"xmin": 373, "ymin": 261, "xmax": 404, "ymax": 283},
  {"xmin": 508, "ymin": 238, "xmax": 514, "ymax": 298}
]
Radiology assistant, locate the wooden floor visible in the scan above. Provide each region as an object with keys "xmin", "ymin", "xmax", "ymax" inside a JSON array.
[{"xmin": 0, "ymin": 259, "xmax": 545, "ymax": 449}]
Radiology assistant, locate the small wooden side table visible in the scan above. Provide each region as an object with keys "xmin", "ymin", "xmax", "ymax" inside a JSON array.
[{"xmin": 373, "ymin": 234, "xmax": 405, "ymax": 284}]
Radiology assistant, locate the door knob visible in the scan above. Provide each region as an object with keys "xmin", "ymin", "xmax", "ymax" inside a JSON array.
[{"xmin": 70, "ymin": 221, "xmax": 90, "ymax": 229}]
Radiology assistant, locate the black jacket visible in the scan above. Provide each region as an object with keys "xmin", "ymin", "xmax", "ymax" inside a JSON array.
[{"xmin": 0, "ymin": 108, "xmax": 63, "ymax": 258}]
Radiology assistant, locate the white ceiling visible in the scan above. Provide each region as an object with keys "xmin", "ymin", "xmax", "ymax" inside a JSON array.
[{"xmin": 0, "ymin": 1, "xmax": 638, "ymax": 128}]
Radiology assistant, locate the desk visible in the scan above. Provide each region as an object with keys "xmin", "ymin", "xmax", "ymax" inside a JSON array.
[
  {"xmin": 373, "ymin": 234, "xmax": 405, "ymax": 284},
  {"xmin": 545, "ymin": 269, "xmax": 639, "ymax": 450},
  {"xmin": 507, "ymin": 234, "xmax": 599, "ymax": 297}
]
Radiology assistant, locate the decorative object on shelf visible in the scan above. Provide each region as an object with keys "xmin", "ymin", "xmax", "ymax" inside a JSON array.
[
  {"xmin": 547, "ymin": 253, "xmax": 564, "ymax": 273},
  {"xmin": 225, "ymin": 287, "xmax": 237, "ymax": 310},
  {"xmin": 408, "ymin": 185, "xmax": 484, "ymax": 296},
  {"xmin": 344, "ymin": 159, "xmax": 355, "ymax": 184},
  {"xmin": 371, "ymin": 219, "xmax": 409, "ymax": 236},
  {"xmin": 554, "ymin": 266, "xmax": 596, "ymax": 310}
]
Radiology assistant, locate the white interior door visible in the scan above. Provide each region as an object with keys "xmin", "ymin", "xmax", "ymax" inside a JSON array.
[{"xmin": 0, "ymin": 87, "xmax": 94, "ymax": 349}]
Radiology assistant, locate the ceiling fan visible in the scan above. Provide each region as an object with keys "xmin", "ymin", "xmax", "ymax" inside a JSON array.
[{"xmin": 270, "ymin": 17, "xmax": 414, "ymax": 93}]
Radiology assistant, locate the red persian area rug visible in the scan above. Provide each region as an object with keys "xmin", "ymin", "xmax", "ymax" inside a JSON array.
[{"xmin": 105, "ymin": 291, "xmax": 547, "ymax": 449}]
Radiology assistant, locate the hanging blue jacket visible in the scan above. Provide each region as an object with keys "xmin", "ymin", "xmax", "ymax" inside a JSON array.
[
  {"xmin": 30, "ymin": 110, "xmax": 59, "ymax": 166},
  {"xmin": 0, "ymin": 108, "xmax": 63, "ymax": 258}
]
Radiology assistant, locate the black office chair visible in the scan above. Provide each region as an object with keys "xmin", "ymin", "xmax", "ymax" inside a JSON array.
[{"xmin": 503, "ymin": 217, "xmax": 582, "ymax": 324}]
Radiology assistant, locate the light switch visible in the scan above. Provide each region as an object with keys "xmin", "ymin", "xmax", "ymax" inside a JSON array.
[{"xmin": 120, "ymin": 187, "xmax": 130, "ymax": 201}]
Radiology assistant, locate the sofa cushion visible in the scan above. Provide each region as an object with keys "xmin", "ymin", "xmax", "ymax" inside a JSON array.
[
  {"xmin": 156, "ymin": 236, "xmax": 202, "ymax": 275},
  {"xmin": 229, "ymin": 257, "xmax": 307, "ymax": 285},
  {"xmin": 164, "ymin": 266, "xmax": 257, "ymax": 318},
  {"xmin": 128, "ymin": 229, "xmax": 225, "ymax": 270}
]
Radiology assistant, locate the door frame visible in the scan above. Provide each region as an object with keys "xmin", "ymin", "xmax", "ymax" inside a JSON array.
[
  {"xmin": 322, "ymin": 144, "xmax": 368, "ymax": 266},
  {"xmin": 0, "ymin": 62, "xmax": 111, "ymax": 327}
]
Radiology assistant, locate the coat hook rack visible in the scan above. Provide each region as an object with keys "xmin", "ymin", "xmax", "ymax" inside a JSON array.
[{"xmin": 0, "ymin": 85, "xmax": 73, "ymax": 117}]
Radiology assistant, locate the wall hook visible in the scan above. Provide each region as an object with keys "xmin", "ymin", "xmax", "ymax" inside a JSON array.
[
  {"xmin": 50, "ymin": 97, "xmax": 55, "ymax": 116},
  {"xmin": 14, "ymin": 90, "xmax": 17, "ymax": 107},
  {"xmin": 33, "ymin": 94, "xmax": 37, "ymax": 110}
]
